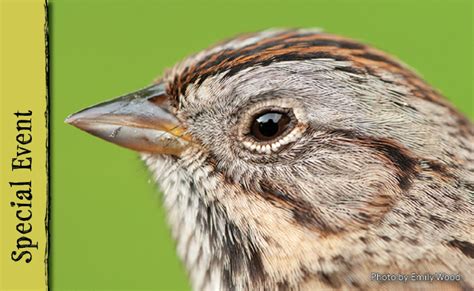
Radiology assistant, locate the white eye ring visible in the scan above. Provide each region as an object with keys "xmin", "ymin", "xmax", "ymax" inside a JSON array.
[{"xmin": 242, "ymin": 125, "xmax": 306, "ymax": 153}]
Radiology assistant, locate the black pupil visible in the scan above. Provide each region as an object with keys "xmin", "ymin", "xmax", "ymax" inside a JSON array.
[{"xmin": 251, "ymin": 112, "xmax": 290, "ymax": 141}]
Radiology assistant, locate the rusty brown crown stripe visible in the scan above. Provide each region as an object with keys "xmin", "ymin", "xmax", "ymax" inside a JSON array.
[
  {"xmin": 168, "ymin": 31, "xmax": 365, "ymax": 97},
  {"xmin": 167, "ymin": 31, "xmax": 455, "ymax": 111}
]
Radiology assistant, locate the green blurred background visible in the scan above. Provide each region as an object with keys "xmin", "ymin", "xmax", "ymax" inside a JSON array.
[{"xmin": 51, "ymin": 0, "xmax": 473, "ymax": 290}]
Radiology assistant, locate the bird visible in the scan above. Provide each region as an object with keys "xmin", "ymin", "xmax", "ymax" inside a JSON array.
[{"xmin": 66, "ymin": 28, "xmax": 473, "ymax": 290}]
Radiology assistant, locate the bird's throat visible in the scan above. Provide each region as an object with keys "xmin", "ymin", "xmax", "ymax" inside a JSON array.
[{"xmin": 142, "ymin": 153, "xmax": 263, "ymax": 290}]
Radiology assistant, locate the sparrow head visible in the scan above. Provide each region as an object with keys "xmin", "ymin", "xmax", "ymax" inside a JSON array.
[
  {"xmin": 67, "ymin": 27, "xmax": 470, "ymax": 230},
  {"xmin": 66, "ymin": 29, "xmax": 473, "ymax": 289}
]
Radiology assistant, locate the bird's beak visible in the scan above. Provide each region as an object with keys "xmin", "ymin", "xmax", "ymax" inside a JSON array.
[{"xmin": 65, "ymin": 83, "xmax": 191, "ymax": 156}]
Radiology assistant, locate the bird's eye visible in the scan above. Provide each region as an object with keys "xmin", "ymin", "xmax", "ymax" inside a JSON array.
[
  {"xmin": 250, "ymin": 111, "xmax": 292, "ymax": 141},
  {"xmin": 240, "ymin": 104, "xmax": 306, "ymax": 154}
]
